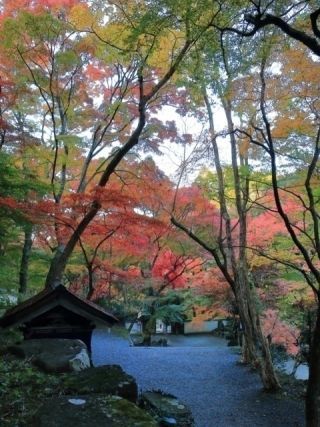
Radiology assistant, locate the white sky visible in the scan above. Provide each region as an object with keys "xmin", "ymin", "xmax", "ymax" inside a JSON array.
[{"xmin": 152, "ymin": 105, "xmax": 230, "ymax": 184}]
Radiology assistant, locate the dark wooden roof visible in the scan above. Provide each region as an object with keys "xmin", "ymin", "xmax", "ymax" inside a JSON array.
[{"xmin": 0, "ymin": 285, "xmax": 118, "ymax": 328}]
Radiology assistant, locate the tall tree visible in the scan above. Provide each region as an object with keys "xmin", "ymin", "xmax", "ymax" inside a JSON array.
[
  {"xmin": 223, "ymin": 10, "xmax": 320, "ymax": 422},
  {"xmin": 0, "ymin": 0, "xmax": 218, "ymax": 289},
  {"xmin": 170, "ymin": 22, "xmax": 280, "ymax": 389}
]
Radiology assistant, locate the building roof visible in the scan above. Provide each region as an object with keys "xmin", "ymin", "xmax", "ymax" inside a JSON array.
[{"xmin": 0, "ymin": 285, "xmax": 118, "ymax": 328}]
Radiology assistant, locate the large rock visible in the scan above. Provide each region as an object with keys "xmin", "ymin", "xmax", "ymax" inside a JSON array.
[
  {"xmin": 8, "ymin": 339, "xmax": 91, "ymax": 373},
  {"xmin": 33, "ymin": 395, "xmax": 158, "ymax": 427},
  {"xmin": 64, "ymin": 365, "xmax": 138, "ymax": 402},
  {"xmin": 140, "ymin": 391, "xmax": 194, "ymax": 427}
]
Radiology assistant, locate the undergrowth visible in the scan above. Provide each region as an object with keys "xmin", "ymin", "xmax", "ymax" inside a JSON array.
[{"xmin": 0, "ymin": 328, "xmax": 66, "ymax": 426}]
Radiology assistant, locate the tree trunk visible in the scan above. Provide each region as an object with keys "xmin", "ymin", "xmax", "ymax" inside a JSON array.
[
  {"xmin": 19, "ymin": 224, "xmax": 33, "ymax": 295},
  {"xmin": 238, "ymin": 302, "xmax": 280, "ymax": 390},
  {"xmin": 45, "ymin": 103, "xmax": 147, "ymax": 289},
  {"xmin": 306, "ymin": 303, "xmax": 320, "ymax": 426},
  {"xmin": 224, "ymin": 95, "xmax": 281, "ymax": 392},
  {"xmin": 235, "ymin": 268, "xmax": 281, "ymax": 391},
  {"xmin": 44, "ymin": 37, "xmax": 194, "ymax": 289},
  {"xmin": 237, "ymin": 298, "xmax": 259, "ymax": 364},
  {"xmin": 86, "ymin": 264, "xmax": 94, "ymax": 300}
]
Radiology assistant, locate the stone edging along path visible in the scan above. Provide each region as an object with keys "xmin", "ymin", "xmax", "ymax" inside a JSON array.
[{"xmin": 92, "ymin": 331, "xmax": 304, "ymax": 427}]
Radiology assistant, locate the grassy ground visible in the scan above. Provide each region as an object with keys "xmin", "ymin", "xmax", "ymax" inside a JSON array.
[
  {"xmin": 0, "ymin": 352, "xmax": 67, "ymax": 426},
  {"xmin": 0, "ymin": 329, "xmax": 67, "ymax": 426}
]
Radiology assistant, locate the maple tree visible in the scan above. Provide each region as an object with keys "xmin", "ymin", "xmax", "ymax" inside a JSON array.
[
  {"xmin": 0, "ymin": 0, "xmax": 220, "ymax": 291},
  {"xmin": 216, "ymin": 8, "xmax": 320, "ymax": 423},
  {"xmin": 169, "ymin": 25, "xmax": 283, "ymax": 388}
]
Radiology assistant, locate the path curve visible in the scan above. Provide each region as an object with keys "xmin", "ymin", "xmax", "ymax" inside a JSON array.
[{"xmin": 92, "ymin": 330, "xmax": 304, "ymax": 427}]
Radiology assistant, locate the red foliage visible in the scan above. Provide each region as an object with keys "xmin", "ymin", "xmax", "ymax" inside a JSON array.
[
  {"xmin": 151, "ymin": 249, "xmax": 189, "ymax": 288},
  {"xmin": 247, "ymin": 211, "xmax": 287, "ymax": 247},
  {"xmin": 261, "ymin": 309, "xmax": 299, "ymax": 355},
  {"xmin": 188, "ymin": 267, "xmax": 230, "ymax": 299},
  {"xmin": 247, "ymin": 189, "xmax": 303, "ymax": 250},
  {"xmin": 174, "ymin": 185, "xmax": 220, "ymax": 232},
  {"xmin": 126, "ymin": 266, "xmax": 142, "ymax": 278},
  {"xmin": 2, "ymin": 0, "xmax": 77, "ymax": 16}
]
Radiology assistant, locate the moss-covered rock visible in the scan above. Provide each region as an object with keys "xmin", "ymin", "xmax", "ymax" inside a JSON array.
[
  {"xmin": 32, "ymin": 395, "xmax": 158, "ymax": 427},
  {"xmin": 63, "ymin": 364, "xmax": 138, "ymax": 402},
  {"xmin": 140, "ymin": 391, "xmax": 194, "ymax": 427},
  {"xmin": 8, "ymin": 338, "xmax": 91, "ymax": 373}
]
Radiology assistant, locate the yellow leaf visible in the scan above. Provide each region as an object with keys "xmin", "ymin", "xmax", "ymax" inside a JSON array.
[
  {"xmin": 95, "ymin": 23, "xmax": 131, "ymax": 50},
  {"xmin": 239, "ymin": 138, "xmax": 250, "ymax": 156},
  {"xmin": 69, "ymin": 4, "xmax": 95, "ymax": 30},
  {"xmin": 147, "ymin": 30, "xmax": 184, "ymax": 74}
]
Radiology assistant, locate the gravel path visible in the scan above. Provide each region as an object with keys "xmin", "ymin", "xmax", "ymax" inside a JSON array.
[{"xmin": 92, "ymin": 330, "xmax": 304, "ymax": 427}]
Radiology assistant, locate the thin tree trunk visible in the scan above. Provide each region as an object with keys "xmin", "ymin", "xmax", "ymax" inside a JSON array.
[
  {"xmin": 203, "ymin": 88, "xmax": 259, "ymax": 367},
  {"xmin": 86, "ymin": 264, "xmax": 94, "ymax": 300},
  {"xmin": 19, "ymin": 224, "xmax": 33, "ymax": 295},
  {"xmin": 224, "ymin": 96, "xmax": 280, "ymax": 391},
  {"xmin": 203, "ymin": 81, "xmax": 280, "ymax": 389},
  {"xmin": 306, "ymin": 303, "xmax": 320, "ymax": 426},
  {"xmin": 45, "ymin": 89, "xmax": 147, "ymax": 289},
  {"xmin": 237, "ymin": 279, "xmax": 280, "ymax": 390},
  {"xmin": 172, "ymin": 214, "xmax": 281, "ymax": 390}
]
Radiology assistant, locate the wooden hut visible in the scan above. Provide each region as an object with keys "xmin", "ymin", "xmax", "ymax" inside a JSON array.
[{"xmin": 0, "ymin": 285, "xmax": 118, "ymax": 350}]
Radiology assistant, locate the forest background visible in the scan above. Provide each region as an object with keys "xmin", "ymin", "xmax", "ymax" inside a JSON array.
[{"xmin": 0, "ymin": 1, "xmax": 320, "ymax": 425}]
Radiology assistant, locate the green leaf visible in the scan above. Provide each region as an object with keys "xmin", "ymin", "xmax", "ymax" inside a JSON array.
[{"xmin": 56, "ymin": 134, "xmax": 82, "ymax": 146}]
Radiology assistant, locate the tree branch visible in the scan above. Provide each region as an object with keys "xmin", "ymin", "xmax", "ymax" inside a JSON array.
[{"xmin": 171, "ymin": 216, "xmax": 235, "ymax": 290}]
